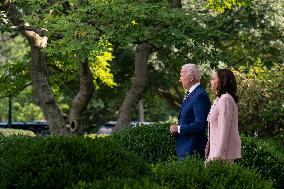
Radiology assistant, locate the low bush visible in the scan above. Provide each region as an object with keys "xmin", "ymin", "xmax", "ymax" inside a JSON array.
[
  {"xmin": 0, "ymin": 135, "xmax": 147, "ymax": 189},
  {"xmin": 110, "ymin": 123, "xmax": 176, "ymax": 163},
  {"xmin": 70, "ymin": 158, "xmax": 273, "ymax": 189},
  {"xmin": 0, "ymin": 124, "xmax": 282, "ymax": 188},
  {"xmin": 237, "ymin": 136, "xmax": 284, "ymax": 189},
  {"xmin": 112, "ymin": 124, "xmax": 284, "ymax": 188},
  {"xmin": 70, "ymin": 178, "xmax": 168, "ymax": 189},
  {"xmin": 151, "ymin": 157, "xmax": 273, "ymax": 189},
  {"xmin": 263, "ymin": 133, "xmax": 284, "ymax": 158}
]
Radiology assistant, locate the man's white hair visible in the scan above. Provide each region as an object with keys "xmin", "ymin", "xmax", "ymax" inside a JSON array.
[{"xmin": 182, "ymin": 64, "xmax": 201, "ymax": 81}]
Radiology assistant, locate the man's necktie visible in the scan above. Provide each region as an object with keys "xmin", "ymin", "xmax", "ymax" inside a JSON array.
[{"xmin": 183, "ymin": 91, "xmax": 190, "ymax": 101}]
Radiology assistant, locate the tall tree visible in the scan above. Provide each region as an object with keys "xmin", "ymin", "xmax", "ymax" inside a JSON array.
[
  {"xmin": 156, "ymin": 0, "xmax": 284, "ymax": 111},
  {"xmin": 114, "ymin": 43, "xmax": 151, "ymax": 131},
  {"xmin": 68, "ymin": 58, "xmax": 95, "ymax": 133},
  {"xmin": 0, "ymin": 1, "xmax": 68, "ymax": 134},
  {"xmin": 0, "ymin": 1, "xmax": 115, "ymax": 134},
  {"xmin": 172, "ymin": 0, "xmax": 182, "ymax": 8},
  {"xmin": 100, "ymin": 0, "xmax": 228, "ymax": 130}
]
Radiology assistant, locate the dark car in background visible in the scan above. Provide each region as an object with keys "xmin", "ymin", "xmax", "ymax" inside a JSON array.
[{"xmin": 0, "ymin": 120, "xmax": 50, "ymax": 135}]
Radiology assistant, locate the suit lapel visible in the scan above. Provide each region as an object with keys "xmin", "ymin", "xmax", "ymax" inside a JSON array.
[{"xmin": 178, "ymin": 86, "xmax": 201, "ymax": 120}]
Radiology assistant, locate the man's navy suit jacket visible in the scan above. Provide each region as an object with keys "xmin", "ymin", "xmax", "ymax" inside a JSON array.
[{"xmin": 176, "ymin": 85, "xmax": 211, "ymax": 158}]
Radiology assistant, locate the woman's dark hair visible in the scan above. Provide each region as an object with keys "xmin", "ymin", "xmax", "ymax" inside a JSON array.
[{"xmin": 216, "ymin": 69, "xmax": 239, "ymax": 103}]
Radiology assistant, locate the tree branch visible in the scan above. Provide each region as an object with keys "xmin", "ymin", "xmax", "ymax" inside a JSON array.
[
  {"xmin": 158, "ymin": 88, "xmax": 181, "ymax": 112},
  {"xmin": 0, "ymin": 1, "xmax": 46, "ymax": 37}
]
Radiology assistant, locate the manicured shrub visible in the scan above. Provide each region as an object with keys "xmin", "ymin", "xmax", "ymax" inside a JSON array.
[
  {"xmin": 1, "ymin": 125, "xmax": 282, "ymax": 189},
  {"xmin": 264, "ymin": 133, "xmax": 284, "ymax": 157},
  {"xmin": 0, "ymin": 135, "xmax": 147, "ymax": 189},
  {"xmin": 151, "ymin": 157, "xmax": 273, "ymax": 189},
  {"xmin": 110, "ymin": 123, "xmax": 176, "ymax": 163},
  {"xmin": 112, "ymin": 124, "xmax": 284, "ymax": 188},
  {"xmin": 70, "ymin": 178, "xmax": 168, "ymax": 189},
  {"xmin": 69, "ymin": 158, "xmax": 273, "ymax": 189},
  {"xmin": 237, "ymin": 136, "xmax": 284, "ymax": 189}
]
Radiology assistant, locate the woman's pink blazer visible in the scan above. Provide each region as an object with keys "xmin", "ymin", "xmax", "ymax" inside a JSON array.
[{"xmin": 206, "ymin": 93, "xmax": 241, "ymax": 160}]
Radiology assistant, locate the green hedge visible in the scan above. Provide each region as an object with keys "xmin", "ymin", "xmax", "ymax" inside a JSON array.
[
  {"xmin": 237, "ymin": 136, "xmax": 284, "ymax": 189},
  {"xmin": 69, "ymin": 158, "xmax": 273, "ymax": 189},
  {"xmin": 111, "ymin": 123, "xmax": 284, "ymax": 188},
  {"xmin": 69, "ymin": 178, "xmax": 167, "ymax": 189},
  {"xmin": 0, "ymin": 136, "xmax": 147, "ymax": 189},
  {"xmin": 110, "ymin": 123, "xmax": 176, "ymax": 163},
  {"xmin": 151, "ymin": 158, "xmax": 273, "ymax": 189},
  {"xmin": 0, "ymin": 124, "xmax": 282, "ymax": 188}
]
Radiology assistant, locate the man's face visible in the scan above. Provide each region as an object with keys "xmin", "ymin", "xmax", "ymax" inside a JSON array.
[{"xmin": 179, "ymin": 68, "xmax": 193, "ymax": 90}]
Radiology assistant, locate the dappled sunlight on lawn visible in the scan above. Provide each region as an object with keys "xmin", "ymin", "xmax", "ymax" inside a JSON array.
[{"xmin": 0, "ymin": 128, "xmax": 36, "ymax": 137}]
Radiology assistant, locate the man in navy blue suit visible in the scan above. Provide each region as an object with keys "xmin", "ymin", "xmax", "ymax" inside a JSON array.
[{"xmin": 170, "ymin": 64, "xmax": 211, "ymax": 159}]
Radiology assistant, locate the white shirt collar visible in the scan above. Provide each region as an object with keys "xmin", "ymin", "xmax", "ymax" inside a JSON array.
[{"xmin": 187, "ymin": 82, "xmax": 200, "ymax": 95}]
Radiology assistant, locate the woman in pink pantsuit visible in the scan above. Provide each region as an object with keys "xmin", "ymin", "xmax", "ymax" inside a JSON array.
[{"xmin": 205, "ymin": 69, "xmax": 241, "ymax": 164}]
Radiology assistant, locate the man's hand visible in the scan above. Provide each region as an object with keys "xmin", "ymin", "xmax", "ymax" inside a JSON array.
[{"xmin": 170, "ymin": 124, "xmax": 179, "ymax": 134}]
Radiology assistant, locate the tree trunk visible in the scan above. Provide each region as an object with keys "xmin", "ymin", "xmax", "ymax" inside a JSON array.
[
  {"xmin": 172, "ymin": 0, "xmax": 182, "ymax": 8},
  {"xmin": 113, "ymin": 43, "xmax": 151, "ymax": 132},
  {"xmin": 138, "ymin": 99, "xmax": 144, "ymax": 122},
  {"xmin": 29, "ymin": 46, "xmax": 68, "ymax": 135},
  {"xmin": 68, "ymin": 59, "xmax": 95, "ymax": 134},
  {"xmin": 1, "ymin": 1, "xmax": 68, "ymax": 135},
  {"xmin": 158, "ymin": 88, "xmax": 182, "ymax": 112}
]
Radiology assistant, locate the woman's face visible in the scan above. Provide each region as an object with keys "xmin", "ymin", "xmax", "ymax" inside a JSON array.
[{"xmin": 210, "ymin": 72, "xmax": 219, "ymax": 94}]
